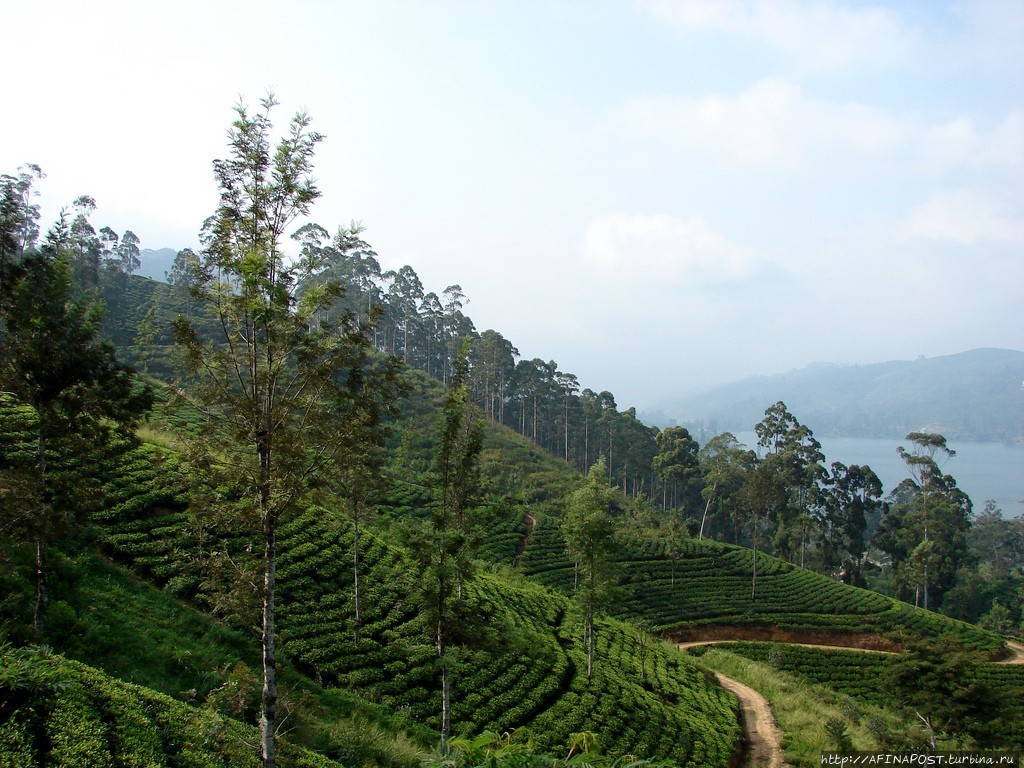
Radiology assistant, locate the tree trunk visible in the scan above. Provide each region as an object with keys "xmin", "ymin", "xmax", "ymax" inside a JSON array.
[
  {"xmin": 33, "ymin": 401, "xmax": 48, "ymax": 635},
  {"xmin": 751, "ymin": 516, "xmax": 759, "ymax": 603},
  {"xmin": 353, "ymin": 510, "xmax": 362, "ymax": 642},
  {"xmin": 586, "ymin": 567, "xmax": 595, "ymax": 679},
  {"xmin": 699, "ymin": 485, "xmax": 715, "ymax": 542},
  {"xmin": 260, "ymin": 511, "xmax": 278, "ymax": 768},
  {"xmin": 440, "ymin": 656, "xmax": 451, "ymax": 755}
]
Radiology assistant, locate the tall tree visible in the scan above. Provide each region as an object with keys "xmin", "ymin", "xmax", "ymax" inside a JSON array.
[
  {"xmin": 901, "ymin": 432, "xmax": 968, "ymax": 610},
  {"xmin": 0, "ymin": 164, "xmax": 44, "ymax": 270},
  {"xmin": 562, "ymin": 457, "xmax": 617, "ymax": 679},
  {"xmin": 172, "ymin": 95, "xmax": 392, "ymax": 768},
  {"xmin": 412, "ymin": 340, "xmax": 484, "ymax": 754},
  {"xmin": 754, "ymin": 401, "xmax": 825, "ymax": 564},
  {"xmin": 0, "ymin": 239, "xmax": 151, "ymax": 634},
  {"xmin": 823, "ymin": 462, "xmax": 883, "ymax": 586},
  {"xmin": 653, "ymin": 426, "xmax": 701, "ymax": 513},
  {"xmin": 698, "ymin": 432, "xmax": 756, "ymax": 543}
]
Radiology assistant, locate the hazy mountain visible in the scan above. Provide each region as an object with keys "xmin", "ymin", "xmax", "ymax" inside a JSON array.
[
  {"xmin": 644, "ymin": 348, "xmax": 1024, "ymax": 443},
  {"xmin": 136, "ymin": 248, "xmax": 177, "ymax": 282}
]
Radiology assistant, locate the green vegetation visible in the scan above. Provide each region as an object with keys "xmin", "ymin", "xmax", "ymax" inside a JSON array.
[
  {"xmin": 689, "ymin": 641, "xmax": 1024, "ymax": 751},
  {"xmin": 690, "ymin": 647, "xmax": 927, "ymax": 767},
  {"xmin": 0, "ymin": 644, "xmax": 342, "ymax": 768},
  {"xmin": 3, "ymin": 102, "xmax": 1021, "ymax": 767}
]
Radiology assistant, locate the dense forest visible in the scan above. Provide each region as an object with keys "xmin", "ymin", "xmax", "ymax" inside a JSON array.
[{"xmin": 2, "ymin": 101, "xmax": 1022, "ymax": 768}]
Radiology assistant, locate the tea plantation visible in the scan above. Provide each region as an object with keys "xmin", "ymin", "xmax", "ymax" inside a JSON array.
[
  {"xmin": 82, "ymin": 440, "xmax": 741, "ymax": 768},
  {"xmin": 516, "ymin": 515, "xmax": 1004, "ymax": 653}
]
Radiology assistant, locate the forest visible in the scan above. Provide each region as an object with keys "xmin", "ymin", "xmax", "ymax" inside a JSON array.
[{"xmin": 2, "ymin": 100, "xmax": 1022, "ymax": 768}]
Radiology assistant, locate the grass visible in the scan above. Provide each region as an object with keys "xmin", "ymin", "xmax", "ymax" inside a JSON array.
[{"xmin": 691, "ymin": 648, "xmax": 927, "ymax": 768}]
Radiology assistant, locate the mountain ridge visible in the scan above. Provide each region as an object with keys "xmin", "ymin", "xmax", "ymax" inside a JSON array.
[{"xmin": 644, "ymin": 348, "xmax": 1024, "ymax": 442}]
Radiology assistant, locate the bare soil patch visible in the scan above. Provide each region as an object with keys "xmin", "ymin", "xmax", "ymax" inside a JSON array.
[{"xmin": 714, "ymin": 672, "xmax": 786, "ymax": 768}]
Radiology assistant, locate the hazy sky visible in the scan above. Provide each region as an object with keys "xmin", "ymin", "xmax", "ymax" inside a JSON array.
[{"xmin": 3, "ymin": 0, "xmax": 1022, "ymax": 410}]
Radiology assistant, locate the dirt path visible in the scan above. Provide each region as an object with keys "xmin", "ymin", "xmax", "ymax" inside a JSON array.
[
  {"xmin": 683, "ymin": 635, "xmax": 1023, "ymax": 767},
  {"xmin": 679, "ymin": 638, "xmax": 1024, "ymax": 664},
  {"xmin": 1003, "ymin": 640, "xmax": 1024, "ymax": 664},
  {"xmin": 713, "ymin": 672, "xmax": 786, "ymax": 768}
]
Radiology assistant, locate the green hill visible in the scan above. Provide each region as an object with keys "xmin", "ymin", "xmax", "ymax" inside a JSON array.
[{"xmin": 3, "ymin": 270, "xmax": 1019, "ymax": 767}]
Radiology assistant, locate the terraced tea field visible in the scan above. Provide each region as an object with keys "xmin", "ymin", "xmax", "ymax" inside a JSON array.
[
  {"xmin": 89, "ymin": 445, "xmax": 740, "ymax": 767},
  {"xmin": 517, "ymin": 516, "xmax": 1004, "ymax": 654}
]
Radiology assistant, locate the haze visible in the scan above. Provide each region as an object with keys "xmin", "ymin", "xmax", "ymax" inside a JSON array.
[{"xmin": 3, "ymin": 0, "xmax": 1022, "ymax": 410}]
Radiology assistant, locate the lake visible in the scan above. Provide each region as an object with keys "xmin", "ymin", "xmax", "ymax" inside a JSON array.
[{"xmin": 732, "ymin": 432, "xmax": 1024, "ymax": 518}]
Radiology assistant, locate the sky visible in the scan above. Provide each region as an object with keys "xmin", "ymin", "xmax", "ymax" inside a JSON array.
[{"xmin": 3, "ymin": 0, "xmax": 1023, "ymax": 411}]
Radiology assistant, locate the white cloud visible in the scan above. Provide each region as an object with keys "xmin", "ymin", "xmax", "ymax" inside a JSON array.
[
  {"xmin": 614, "ymin": 78, "xmax": 1024, "ymax": 176},
  {"xmin": 638, "ymin": 0, "xmax": 921, "ymax": 72},
  {"xmin": 581, "ymin": 212, "xmax": 757, "ymax": 285},
  {"xmin": 901, "ymin": 189, "xmax": 1024, "ymax": 245},
  {"xmin": 615, "ymin": 78, "xmax": 907, "ymax": 168}
]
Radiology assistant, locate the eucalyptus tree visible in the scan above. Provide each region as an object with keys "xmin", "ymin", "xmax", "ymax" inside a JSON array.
[
  {"xmin": 0, "ymin": 164, "xmax": 44, "ymax": 267},
  {"xmin": 172, "ymin": 96, "xmax": 396, "ymax": 768},
  {"xmin": 383, "ymin": 264, "xmax": 425, "ymax": 363},
  {"xmin": 875, "ymin": 433, "xmax": 971, "ymax": 610},
  {"xmin": 67, "ymin": 195, "xmax": 102, "ymax": 292},
  {"xmin": 116, "ymin": 229, "xmax": 141, "ymax": 275},
  {"xmin": 754, "ymin": 401, "xmax": 826, "ymax": 564},
  {"xmin": 556, "ymin": 370, "xmax": 580, "ymax": 463},
  {"xmin": 823, "ymin": 462, "xmax": 883, "ymax": 585},
  {"xmin": 698, "ymin": 432, "xmax": 756, "ymax": 543},
  {"xmin": 166, "ymin": 248, "xmax": 202, "ymax": 318},
  {"xmin": 653, "ymin": 426, "xmax": 701, "ymax": 513},
  {"xmin": 469, "ymin": 329, "xmax": 518, "ymax": 422}
]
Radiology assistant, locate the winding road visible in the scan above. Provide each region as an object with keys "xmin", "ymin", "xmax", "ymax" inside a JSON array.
[
  {"xmin": 680, "ymin": 638, "xmax": 1024, "ymax": 767},
  {"xmin": 712, "ymin": 671, "xmax": 785, "ymax": 768}
]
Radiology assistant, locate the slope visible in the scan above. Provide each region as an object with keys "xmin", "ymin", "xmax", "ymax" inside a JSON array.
[
  {"xmin": 80, "ymin": 436, "xmax": 740, "ymax": 768},
  {"xmin": 512, "ymin": 516, "xmax": 1006, "ymax": 655},
  {"xmin": 0, "ymin": 644, "xmax": 343, "ymax": 768}
]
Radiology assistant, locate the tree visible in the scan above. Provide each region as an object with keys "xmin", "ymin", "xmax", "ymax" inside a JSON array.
[
  {"xmin": 562, "ymin": 457, "xmax": 617, "ymax": 679},
  {"xmin": 699, "ymin": 432, "xmax": 756, "ymax": 544},
  {"xmin": 653, "ymin": 426, "xmax": 701, "ymax": 513},
  {"xmin": 0, "ymin": 164, "xmax": 45, "ymax": 269},
  {"xmin": 887, "ymin": 637, "xmax": 1002, "ymax": 749},
  {"xmin": 754, "ymin": 402, "xmax": 825, "ymax": 565},
  {"xmin": 878, "ymin": 432, "xmax": 971, "ymax": 611},
  {"xmin": 823, "ymin": 462, "xmax": 883, "ymax": 586},
  {"xmin": 166, "ymin": 248, "xmax": 202, "ymax": 317},
  {"xmin": 116, "ymin": 229, "xmax": 141, "ymax": 275},
  {"xmin": 67, "ymin": 195, "xmax": 102, "ymax": 292},
  {"xmin": 411, "ymin": 340, "xmax": 484, "ymax": 754},
  {"xmin": 172, "ymin": 95, "xmax": 393, "ymax": 768},
  {"xmin": 0, "ymin": 240, "xmax": 151, "ymax": 634}
]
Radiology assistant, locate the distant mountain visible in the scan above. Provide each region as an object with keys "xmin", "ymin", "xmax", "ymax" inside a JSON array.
[
  {"xmin": 645, "ymin": 348, "xmax": 1024, "ymax": 443},
  {"xmin": 136, "ymin": 247, "xmax": 177, "ymax": 282}
]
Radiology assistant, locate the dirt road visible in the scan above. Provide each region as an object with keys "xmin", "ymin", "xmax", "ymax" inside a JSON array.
[
  {"xmin": 713, "ymin": 671, "xmax": 786, "ymax": 768},
  {"xmin": 683, "ymin": 635, "xmax": 1023, "ymax": 767}
]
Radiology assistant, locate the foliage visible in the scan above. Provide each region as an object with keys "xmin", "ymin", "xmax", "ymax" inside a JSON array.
[{"xmin": 0, "ymin": 644, "xmax": 343, "ymax": 768}]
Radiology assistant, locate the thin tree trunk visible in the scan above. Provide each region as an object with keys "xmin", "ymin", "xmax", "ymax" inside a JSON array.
[
  {"xmin": 586, "ymin": 567, "xmax": 595, "ymax": 679},
  {"xmin": 33, "ymin": 402, "xmax": 48, "ymax": 635},
  {"xmin": 751, "ymin": 516, "xmax": 759, "ymax": 603},
  {"xmin": 440, "ymin": 657, "xmax": 451, "ymax": 755},
  {"xmin": 353, "ymin": 510, "xmax": 361, "ymax": 642},
  {"xmin": 699, "ymin": 484, "xmax": 716, "ymax": 542},
  {"xmin": 260, "ymin": 512, "xmax": 278, "ymax": 768}
]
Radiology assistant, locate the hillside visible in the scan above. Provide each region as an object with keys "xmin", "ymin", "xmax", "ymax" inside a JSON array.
[
  {"xmin": 647, "ymin": 348, "xmax": 1024, "ymax": 442},
  {"xmin": 4, "ymin": 266, "xmax": 1021, "ymax": 765}
]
